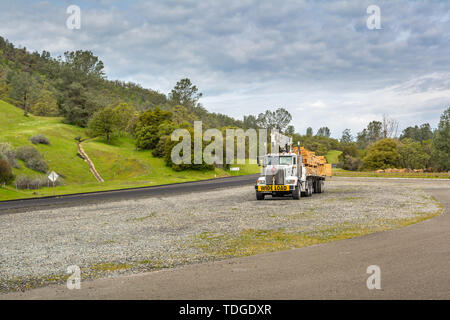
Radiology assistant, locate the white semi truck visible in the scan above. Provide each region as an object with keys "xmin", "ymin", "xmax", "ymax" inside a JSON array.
[{"xmin": 255, "ymin": 132, "xmax": 331, "ymax": 200}]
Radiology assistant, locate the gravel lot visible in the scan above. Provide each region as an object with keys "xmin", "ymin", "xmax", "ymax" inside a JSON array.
[{"xmin": 0, "ymin": 178, "xmax": 446, "ymax": 292}]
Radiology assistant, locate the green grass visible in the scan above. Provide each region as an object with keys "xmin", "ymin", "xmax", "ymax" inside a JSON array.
[
  {"xmin": 325, "ymin": 150, "xmax": 342, "ymax": 164},
  {"xmin": 0, "ymin": 100, "xmax": 260, "ymax": 201},
  {"xmin": 192, "ymin": 211, "xmax": 442, "ymax": 259}
]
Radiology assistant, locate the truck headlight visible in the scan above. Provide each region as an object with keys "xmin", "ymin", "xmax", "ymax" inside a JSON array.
[
  {"xmin": 286, "ymin": 178, "xmax": 296, "ymax": 184},
  {"xmin": 257, "ymin": 178, "xmax": 266, "ymax": 185}
]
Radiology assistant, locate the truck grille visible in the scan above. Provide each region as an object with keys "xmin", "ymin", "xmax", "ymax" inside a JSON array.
[{"xmin": 265, "ymin": 169, "xmax": 285, "ymax": 185}]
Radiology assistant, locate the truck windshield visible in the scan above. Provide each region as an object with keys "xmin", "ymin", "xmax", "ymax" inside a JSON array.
[{"xmin": 265, "ymin": 156, "xmax": 293, "ymax": 166}]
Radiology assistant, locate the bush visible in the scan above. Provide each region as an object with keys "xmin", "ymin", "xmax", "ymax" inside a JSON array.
[
  {"xmin": 14, "ymin": 174, "xmax": 62, "ymax": 190},
  {"xmin": 30, "ymin": 134, "xmax": 50, "ymax": 145},
  {"xmin": 0, "ymin": 159, "xmax": 14, "ymax": 185},
  {"xmin": 15, "ymin": 145, "xmax": 49, "ymax": 173},
  {"xmin": 163, "ymin": 128, "xmax": 214, "ymax": 171},
  {"xmin": 341, "ymin": 155, "xmax": 363, "ymax": 171},
  {"xmin": 15, "ymin": 175, "xmax": 44, "ymax": 190},
  {"xmin": 0, "ymin": 142, "xmax": 19, "ymax": 168},
  {"xmin": 363, "ymin": 138, "xmax": 400, "ymax": 170},
  {"xmin": 16, "ymin": 145, "xmax": 41, "ymax": 162},
  {"xmin": 152, "ymin": 135, "xmax": 169, "ymax": 158},
  {"xmin": 26, "ymin": 157, "xmax": 48, "ymax": 173}
]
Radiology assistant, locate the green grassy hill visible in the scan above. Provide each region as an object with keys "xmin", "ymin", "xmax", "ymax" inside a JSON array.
[
  {"xmin": 325, "ymin": 150, "xmax": 342, "ymax": 164},
  {"xmin": 0, "ymin": 100, "xmax": 259, "ymax": 201}
]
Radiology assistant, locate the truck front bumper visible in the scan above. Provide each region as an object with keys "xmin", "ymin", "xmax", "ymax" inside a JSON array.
[{"xmin": 255, "ymin": 185, "xmax": 297, "ymax": 193}]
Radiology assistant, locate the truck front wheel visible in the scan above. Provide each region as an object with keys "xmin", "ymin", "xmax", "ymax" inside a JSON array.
[
  {"xmin": 256, "ymin": 191, "xmax": 265, "ymax": 200},
  {"xmin": 292, "ymin": 183, "xmax": 300, "ymax": 200}
]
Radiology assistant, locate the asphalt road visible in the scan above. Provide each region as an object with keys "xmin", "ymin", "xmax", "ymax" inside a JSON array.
[
  {"xmin": 3, "ymin": 177, "xmax": 449, "ymax": 299},
  {"xmin": 0, "ymin": 174, "xmax": 260, "ymax": 214}
]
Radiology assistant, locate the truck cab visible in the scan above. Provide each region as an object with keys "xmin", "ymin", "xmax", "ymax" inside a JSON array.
[
  {"xmin": 254, "ymin": 131, "xmax": 328, "ymax": 200},
  {"xmin": 255, "ymin": 153, "xmax": 307, "ymax": 200}
]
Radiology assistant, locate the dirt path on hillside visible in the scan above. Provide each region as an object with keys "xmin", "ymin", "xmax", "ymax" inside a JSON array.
[{"xmin": 77, "ymin": 142, "xmax": 104, "ymax": 183}]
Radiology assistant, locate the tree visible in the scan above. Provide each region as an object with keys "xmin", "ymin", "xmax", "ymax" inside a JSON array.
[
  {"xmin": 134, "ymin": 107, "xmax": 173, "ymax": 150},
  {"xmin": 163, "ymin": 127, "xmax": 214, "ymax": 171},
  {"xmin": 256, "ymin": 108, "xmax": 292, "ymax": 132},
  {"xmin": 398, "ymin": 138, "xmax": 430, "ymax": 169},
  {"xmin": 357, "ymin": 120, "xmax": 383, "ymax": 149},
  {"xmin": 0, "ymin": 159, "xmax": 14, "ymax": 185},
  {"xmin": 0, "ymin": 142, "xmax": 18, "ymax": 168},
  {"xmin": 367, "ymin": 120, "xmax": 383, "ymax": 142},
  {"xmin": 88, "ymin": 107, "xmax": 120, "ymax": 143},
  {"xmin": 400, "ymin": 123, "xmax": 433, "ymax": 142},
  {"xmin": 338, "ymin": 142, "xmax": 361, "ymax": 170},
  {"xmin": 243, "ymin": 115, "xmax": 258, "ymax": 129},
  {"xmin": 363, "ymin": 138, "xmax": 400, "ymax": 170},
  {"xmin": 56, "ymin": 50, "xmax": 106, "ymax": 126},
  {"xmin": 171, "ymin": 105, "xmax": 197, "ymax": 125},
  {"xmin": 31, "ymin": 89, "xmax": 58, "ymax": 116},
  {"xmin": 339, "ymin": 143, "xmax": 359, "ymax": 159},
  {"xmin": 382, "ymin": 114, "xmax": 399, "ymax": 138},
  {"xmin": 316, "ymin": 127, "xmax": 330, "ymax": 137},
  {"xmin": 431, "ymin": 107, "xmax": 450, "ymax": 171},
  {"xmin": 62, "ymin": 50, "xmax": 105, "ymax": 78},
  {"xmin": 285, "ymin": 125, "xmax": 295, "ymax": 136},
  {"xmin": 168, "ymin": 78, "xmax": 202, "ymax": 108},
  {"xmin": 340, "ymin": 129, "xmax": 353, "ymax": 144},
  {"xmin": 9, "ymin": 72, "xmax": 40, "ymax": 116},
  {"xmin": 341, "ymin": 155, "xmax": 362, "ymax": 171},
  {"xmin": 306, "ymin": 127, "xmax": 313, "ymax": 136},
  {"xmin": 113, "ymin": 102, "xmax": 136, "ymax": 137}
]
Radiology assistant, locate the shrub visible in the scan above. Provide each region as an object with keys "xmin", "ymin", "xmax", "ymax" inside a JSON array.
[
  {"xmin": 16, "ymin": 146, "xmax": 41, "ymax": 162},
  {"xmin": 26, "ymin": 157, "xmax": 48, "ymax": 173},
  {"xmin": 341, "ymin": 155, "xmax": 363, "ymax": 171},
  {"xmin": 0, "ymin": 159, "xmax": 14, "ymax": 185},
  {"xmin": 15, "ymin": 145, "xmax": 49, "ymax": 173},
  {"xmin": 30, "ymin": 134, "xmax": 50, "ymax": 145},
  {"xmin": 152, "ymin": 135, "xmax": 169, "ymax": 158},
  {"xmin": 15, "ymin": 174, "xmax": 62, "ymax": 190},
  {"xmin": 163, "ymin": 128, "xmax": 214, "ymax": 171},
  {"xmin": 363, "ymin": 138, "xmax": 400, "ymax": 170},
  {"xmin": 0, "ymin": 142, "xmax": 19, "ymax": 168}
]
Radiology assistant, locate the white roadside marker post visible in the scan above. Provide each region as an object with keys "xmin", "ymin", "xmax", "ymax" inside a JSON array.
[{"xmin": 48, "ymin": 171, "xmax": 59, "ymax": 196}]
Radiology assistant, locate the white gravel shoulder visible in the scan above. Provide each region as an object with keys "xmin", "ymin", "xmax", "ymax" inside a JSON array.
[{"xmin": 0, "ymin": 178, "xmax": 447, "ymax": 292}]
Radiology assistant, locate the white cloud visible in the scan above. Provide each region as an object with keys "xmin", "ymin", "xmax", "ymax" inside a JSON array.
[{"xmin": 0, "ymin": 0, "xmax": 449, "ymax": 137}]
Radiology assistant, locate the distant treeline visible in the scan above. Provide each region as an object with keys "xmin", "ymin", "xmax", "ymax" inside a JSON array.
[
  {"xmin": 0, "ymin": 36, "xmax": 448, "ymax": 172},
  {"xmin": 0, "ymin": 37, "xmax": 244, "ymax": 129}
]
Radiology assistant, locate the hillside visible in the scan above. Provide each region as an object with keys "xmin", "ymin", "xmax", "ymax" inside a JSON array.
[
  {"xmin": 325, "ymin": 150, "xmax": 342, "ymax": 164},
  {"xmin": 0, "ymin": 100, "xmax": 259, "ymax": 201}
]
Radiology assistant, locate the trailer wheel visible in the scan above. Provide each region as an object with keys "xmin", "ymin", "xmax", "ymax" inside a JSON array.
[
  {"xmin": 256, "ymin": 191, "xmax": 265, "ymax": 200},
  {"xmin": 315, "ymin": 180, "xmax": 323, "ymax": 193},
  {"xmin": 318, "ymin": 180, "xmax": 324, "ymax": 193},
  {"xmin": 292, "ymin": 183, "xmax": 300, "ymax": 200}
]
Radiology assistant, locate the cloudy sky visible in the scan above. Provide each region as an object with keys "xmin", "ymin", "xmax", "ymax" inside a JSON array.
[{"xmin": 1, "ymin": 0, "xmax": 449, "ymax": 138}]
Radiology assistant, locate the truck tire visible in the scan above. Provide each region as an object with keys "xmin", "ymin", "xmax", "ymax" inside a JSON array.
[
  {"xmin": 302, "ymin": 181, "xmax": 313, "ymax": 197},
  {"xmin": 292, "ymin": 183, "xmax": 301, "ymax": 200},
  {"xmin": 315, "ymin": 180, "xmax": 323, "ymax": 193},
  {"xmin": 307, "ymin": 181, "xmax": 313, "ymax": 197},
  {"xmin": 313, "ymin": 180, "xmax": 319, "ymax": 193},
  {"xmin": 318, "ymin": 180, "xmax": 324, "ymax": 193},
  {"xmin": 256, "ymin": 191, "xmax": 265, "ymax": 200}
]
